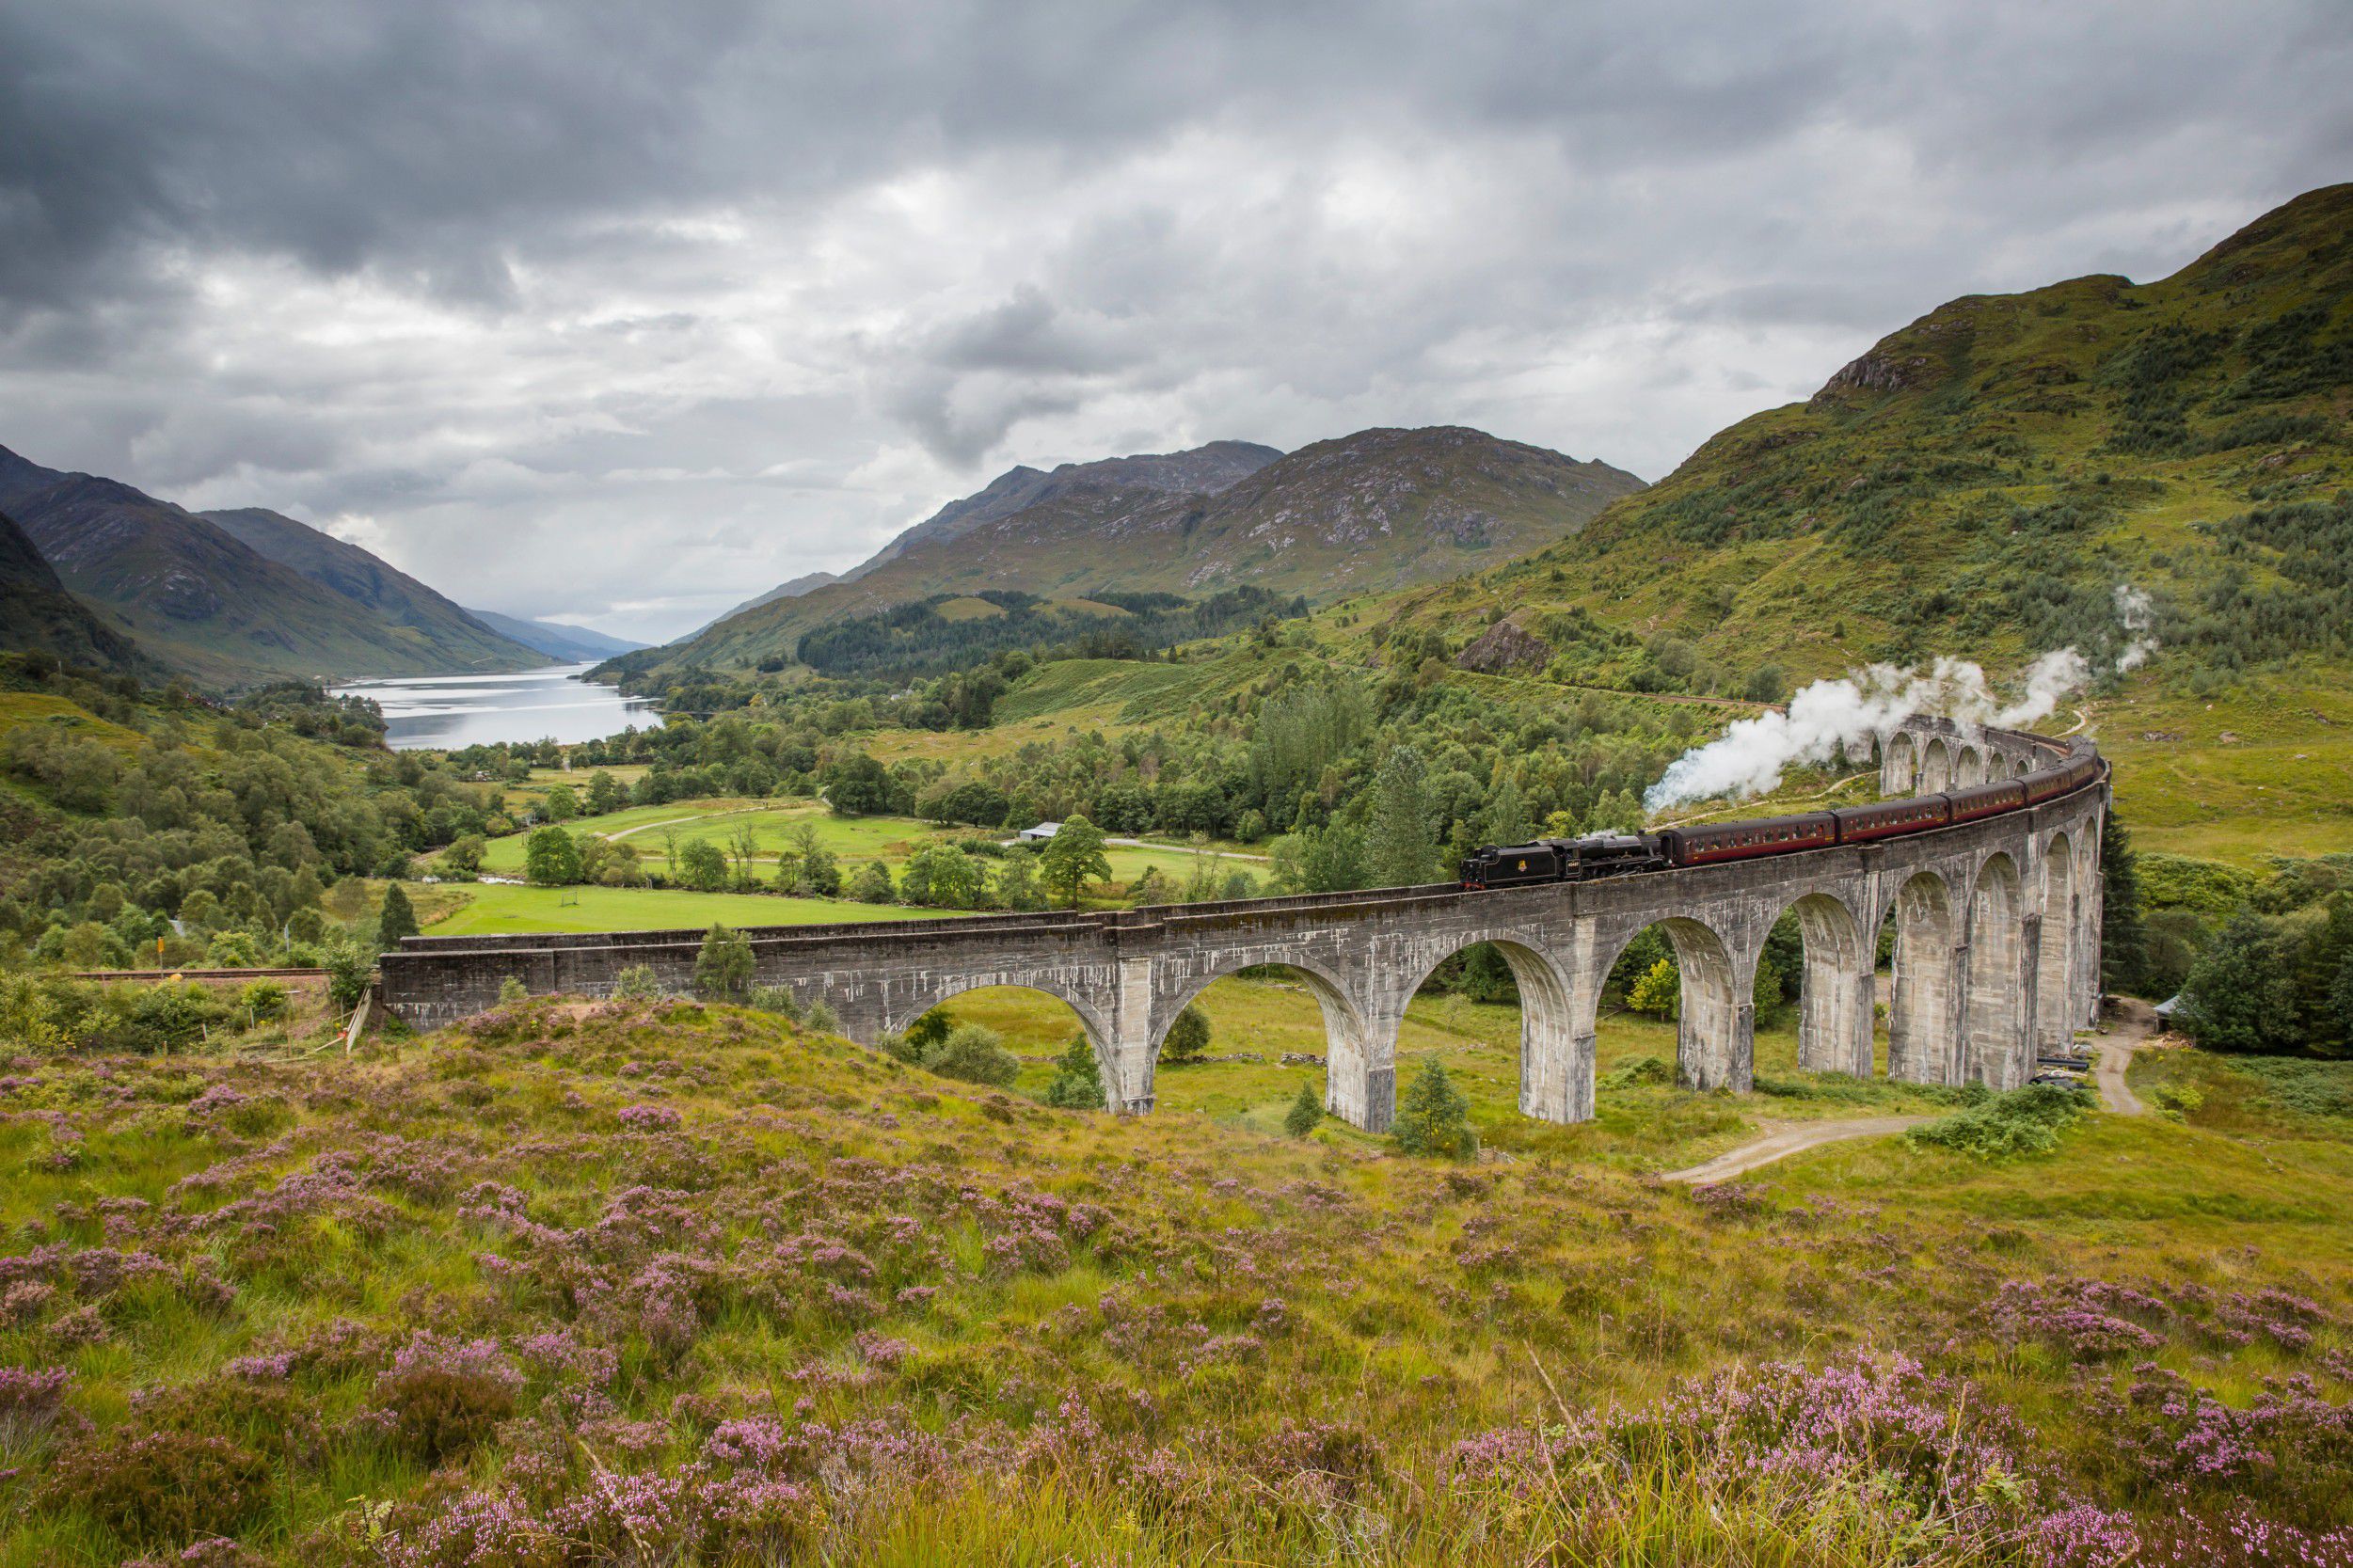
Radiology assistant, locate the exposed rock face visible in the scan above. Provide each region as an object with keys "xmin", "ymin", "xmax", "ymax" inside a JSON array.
[
  {"xmin": 1455, "ymin": 616, "xmax": 1553, "ymax": 673},
  {"xmin": 1814, "ymin": 348, "xmax": 1936, "ymax": 402}
]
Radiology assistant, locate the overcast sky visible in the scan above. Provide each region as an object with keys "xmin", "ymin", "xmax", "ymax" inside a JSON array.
[{"xmin": 2, "ymin": 2, "xmax": 2346, "ymax": 641}]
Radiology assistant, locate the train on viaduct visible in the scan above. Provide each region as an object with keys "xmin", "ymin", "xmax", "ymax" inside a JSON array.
[{"xmin": 380, "ymin": 714, "xmax": 2107, "ymax": 1135}]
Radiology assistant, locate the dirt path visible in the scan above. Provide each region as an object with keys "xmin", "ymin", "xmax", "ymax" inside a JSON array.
[
  {"xmin": 603, "ymin": 806, "xmax": 768, "ymax": 842},
  {"xmin": 2097, "ymin": 997, "xmax": 2158, "ymax": 1116},
  {"xmin": 1661, "ymin": 1116, "xmax": 1932, "ymax": 1184}
]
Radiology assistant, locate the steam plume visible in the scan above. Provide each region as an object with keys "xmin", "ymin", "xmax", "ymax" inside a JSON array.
[{"xmin": 1641, "ymin": 583, "xmax": 2155, "ymax": 815}]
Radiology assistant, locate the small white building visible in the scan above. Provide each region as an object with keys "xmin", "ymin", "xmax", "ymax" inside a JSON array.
[{"xmin": 1018, "ymin": 821, "xmax": 1061, "ymax": 844}]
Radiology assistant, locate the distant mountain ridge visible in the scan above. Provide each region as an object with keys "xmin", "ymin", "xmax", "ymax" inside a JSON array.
[
  {"xmin": 850, "ymin": 439, "xmax": 1282, "ymax": 578},
  {"xmin": 465, "ymin": 609, "xmax": 645, "ymax": 662},
  {"xmin": 698, "ymin": 572, "xmax": 841, "ymax": 636},
  {"xmin": 204, "ymin": 507, "xmax": 546, "ymax": 674},
  {"xmin": 611, "ymin": 428, "xmax": 1640, "ymax": 679},
  {"xmin": 0, "ymin": 441, "xmax": 546, "ymax": 687}
]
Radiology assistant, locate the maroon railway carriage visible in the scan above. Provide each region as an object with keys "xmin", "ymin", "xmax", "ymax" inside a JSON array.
[
  {"xmin": 1653, "ymin": 812, "xmax": 1837, "ymax": 868},
  {"xmin": 1830, "ymin": 795, "xmax": 1951, "ymax": 843}
]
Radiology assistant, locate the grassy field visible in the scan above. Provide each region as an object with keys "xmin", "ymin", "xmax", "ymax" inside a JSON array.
[
  {"xmin": 1, "ymin": 991, "xmax": 2344, "ymax": 1564},
  {"xmin": 0, "ymin": 690, "xmax": 149, "ymax": 752},
  {"xmin": 406, "ymin": 879, "xmax": 952, "ymax": 935},
  {"xmin": 938, "ymin": 973, "xmax": 1972, "ymax": 1173},
  {"xmin": 2092, "ymin": 672, "xmax": 2353, "ymax": 863},
  {"xmin": 470, "ymin": 796, "xmax": 1263, "ymax": 911}
]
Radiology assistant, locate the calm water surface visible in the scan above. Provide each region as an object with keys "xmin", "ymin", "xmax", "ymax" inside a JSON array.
[{"xmin": 330, "ymin": 664, "xmax": 661, "ymax": 751}]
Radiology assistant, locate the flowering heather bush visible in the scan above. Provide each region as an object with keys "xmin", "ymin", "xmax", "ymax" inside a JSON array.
[
  {"xmin": 0, "ymin": 1002, "xmax": 2346, "ymax": 1562},
  {"xmin": 368, "ymin": 1333, "xmax": 525, "ymax": 1463}
]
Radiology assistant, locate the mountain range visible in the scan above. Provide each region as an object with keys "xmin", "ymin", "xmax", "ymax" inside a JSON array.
[
  {"xmin": 613, "ymin": 427, "xmax": 1643, "ymax": 678},
  {"xmin": 0, "ymin": 443, "xmax": 550, "ymax": 686},
  {"xmin": 463, "ymin": 609, "xmax": 646, "ymax": 663}
]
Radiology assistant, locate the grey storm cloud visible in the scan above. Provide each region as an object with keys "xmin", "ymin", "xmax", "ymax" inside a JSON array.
[{"xmin": 0, "ymin": 1, "xmax": 2347, "ymax": 640}]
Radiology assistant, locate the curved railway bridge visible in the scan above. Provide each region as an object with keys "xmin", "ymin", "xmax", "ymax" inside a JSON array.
[{"xmin": 381, "ymin": 716, "xmax": 2107, "ymax": 1133}]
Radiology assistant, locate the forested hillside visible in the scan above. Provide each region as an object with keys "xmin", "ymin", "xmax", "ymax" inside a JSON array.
[{"xmin": 204, "ymin": 507, "xmax": 546, "ymax": 673}]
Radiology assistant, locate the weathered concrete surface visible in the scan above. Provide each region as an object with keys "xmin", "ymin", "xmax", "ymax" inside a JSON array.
[{"xmin": 382, "ymin": 719, "xmax": 2107, "ymax": 1135}]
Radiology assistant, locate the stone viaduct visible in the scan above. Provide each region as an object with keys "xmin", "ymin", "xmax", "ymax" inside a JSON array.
[{"xmin": 380, "ymin": 717, "xmax": 2107, "ymax": 1133}]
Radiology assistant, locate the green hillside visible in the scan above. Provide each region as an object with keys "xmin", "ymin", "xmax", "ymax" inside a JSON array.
[
  {"xmin": 0, "ymin": 507, "xmax": 151, "ymax": 675},
  {"xmin": 1368, "ymin": 183, "xmax": 2353, "ymax": 859},
  {"xmin": 204, "ymin": 506, "xmax": 547, "ymax": 673},
  {"xmin": 607, "ymin": 426, "xmax": 1645, "ymax": 682}
]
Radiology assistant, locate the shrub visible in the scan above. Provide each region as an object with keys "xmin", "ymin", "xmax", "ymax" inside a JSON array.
[
  {"xmin": 371, "ymin": 1334, "xmax": 523, "ymax": 1465},
  {"xmin": 1629, "ymin": 958, "xmax": 1680, "ymax": 1020},
  {"xmin": 930, "ymin": 1023, "xmax": 1020, "ymax": 1086},
  {"xmin": 1906, "ymin": 1082, "xmax": 2090, "ymax": 1159},
  {"xmin": 322, "ymin": 938, "xmax": 374, "ymax": 1012},
  {"xmin": 1285, "ymin": 1080, "xmax": 1324, "ymax": 1136},
  {"xmin": 805, "ymin": 999, "xmax": 840, "ymax": 1033},
  {"xmin": 848, "ymin": 861, "xmax": 896, "ymax": 903},
  {"xmin": 42, "ymin": 1429, "xmax": 271, "ymax": 1547},
  {"xmin": 1603, "ymin": 1053, "xmax": 1675, "ymax": 1087},
  {"xmin": 695, "ymin": 924, "xmax": 755, "ymax": 1000},
  {"xmin": 1392, "ymin": 1060, "xmax": 1478, "ymax": 1159},
  {"xmin": 746, "ymin": 983, "xmax": 803, "ymax": 1019},
  {"xmin": 613, "ymin": 964, "xmax": 664, "ymax": 1001},
  {"xmin": 1162, "ymin": 1002, "xmax": 1212, "ymax": 1064},
  {"xmin": 496, "ymin": 975, "xmax": 530, "ymax": 1006},
  {"xmin": 1042, "ymin": 1035, "xmax": 1104, "ymax": 1109},
  {"xmin": 235, "ymin": 979, "xmax": 288, "ymax": 1023}
]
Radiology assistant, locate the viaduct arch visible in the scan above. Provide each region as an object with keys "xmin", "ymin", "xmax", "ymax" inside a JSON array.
[{"xmin": 382, "ymin": 717, "xmax": 2107, "ymax": 1132}]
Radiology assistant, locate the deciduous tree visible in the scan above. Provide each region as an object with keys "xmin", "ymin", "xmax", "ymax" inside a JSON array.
[{"xmin": 1040, "ymin": 815, "xmax": 1112, "ymax": 907}]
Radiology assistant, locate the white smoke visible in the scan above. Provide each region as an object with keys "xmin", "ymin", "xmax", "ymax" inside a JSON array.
[
  {"xmin": 1642, "ymin": 583, "xmax": 2156, "ymax": 814},
  {"xmin": 2114, "ymin": 583, "xmax": 2158, "ymax": 672}
]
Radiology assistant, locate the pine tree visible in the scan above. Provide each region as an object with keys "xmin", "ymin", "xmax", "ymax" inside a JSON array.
[
  {"xmin": 1284, "ymin": 1080, "xmax": 1324, "ymax": 1137},
  {"xmin": 376, "ymin": 881, "xmax": 419, "ymax": 947},
  {"xmin": 2101, "ymin": 811, "xmax": 2150, "ymax": 995},
  {"xmin": 1391, "ymin": 1059, "xmax": 1477, "ymax": 1159}
]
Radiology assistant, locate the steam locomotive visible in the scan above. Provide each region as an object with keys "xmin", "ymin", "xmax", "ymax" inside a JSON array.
[{"xmin": 1458, "ymin": 746, "xmax": 2104, "ymax": 890}]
